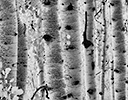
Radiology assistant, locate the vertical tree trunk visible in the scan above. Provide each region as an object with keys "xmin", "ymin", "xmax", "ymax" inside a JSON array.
[
  {"xmin": 0, "ymin": 0, "xmax": 18, "ymax": 99},
  {"xmin": 111, "ymin": 0, "xmax": 126, "ymax": 100},
  {"xmin": 84, "ymin": 0, "xmax": 96, "ymax": 100},
  {"xmin": 58, "ymin": 0, "xmax": 85, "ymax": 100},
  {"xmin": 17, "ymin": 15, "xmax": 27, "ymax": 100},
  {"xmin": 41, "ymin": 0, "xmax": 66, "ymax": 100},
  {"xmin": 16, "ymin": 0, "xmax": 43, "ymax": 99},
  {"xmin": 100, "ymin": 1, "xmax": 107, "ymax": 100}
]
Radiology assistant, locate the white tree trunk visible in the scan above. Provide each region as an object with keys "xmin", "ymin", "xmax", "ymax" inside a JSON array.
[
  {"xmin": 84, "ymin": 0, "xmax": 96, "ymax": 100},
  {"xmin": 111, "ymin": 0, "xmax": 126, "ymax": 100},
  {"xmin": 41, "ymin": 0, "xmax": 66, "ymax": 100},
  {"xmin": 58, "ymin": 0, "xmax": 85, "ymax": 100}
]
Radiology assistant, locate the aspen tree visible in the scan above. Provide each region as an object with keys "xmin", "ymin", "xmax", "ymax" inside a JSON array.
[
  {"xmin": 93, "ymin": 1, "xmax": 102, "ymax": 100},
  {"xmin": 17, "ymin": 0, "xmax": 45, "ymax": 99},
  {"xmin": 111, "ymin": 0, "xmax": 126, "ymax": 100},
  {"xmin": 122, "ymin": 0, "xmax": 128, "ymax": 99},
  {"xmin": 104, "ymin": 1, "xmax": 115, "ymax": 100},
  {"xmin": 0, "ymin": 0, "xmax": 18, "ymax": 99},
  {"xmin": 100, "ymin": 1, "xmax": 110, "ymax": 100},
  {"xmin": 58, "ymin": 0, "xmax": 85, "ymax": 100},
  {"xmin": 93, "ymin": 1, "xmax": 111, "ymax": 100},
  {"xmin": 40, "ymin": 0, "xmax": 66, "ymax": 100},
  {"xmin": 17, "ymin": 15, "xmax": 27, "ymax": 100},
  {"xmin": 84, "ymin": 0, "xmax": 96, "ymax": 100}
]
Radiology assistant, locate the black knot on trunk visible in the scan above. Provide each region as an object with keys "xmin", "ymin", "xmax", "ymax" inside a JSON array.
[
  {"xmin": 111, "ymin": 77, "xmax": 114, "ymax": 80},
  {"xmin": 67, "ymin": 93, "xmax": 73, "ymax": 98},
  {"xmin": 114, "ymin": 68, "xmax": 122, "ymax": 73},
  {"xmin": 82, "ymin": 40, "xmax": 93, "ymax": 48},
  {"xmin": 43, "ymin": 0, "xmax": 51, "ymax": 5},
  {"xmin": 92, "ymin": 7, "xmax": 95, "ymax": 11},
  {"xmin": 99, "ymin": 92, "xmax": 103, "ymax": 95},
  {"xmin": 66, "ymin": 3, "xmax": 74, "ymax": 11},
  {"xmin": 115, "ymin": 89, "xmax": 122, "ymax": 92},
  {"xmin": 65, "ymin": 45, "xmax": 76, "ymax": 50},
  {"xmin": 87, "ymin": 88, "xmax": 96, "ymax": 95},
  {"xmin": 65, "ymin": 25, "xmax": 72, "ymax": 30},
  {"xmin": 61, "ymin": 93, "xmax": 73, "ymax": 99},
  {"xmin": 125, "ymin": 80, "xmax": 128, "ymax": 84},
  {"xmin": 72, "ymin": 80, "xmax": 80, "ymax": 85},
  {"xmin": 61, "ymin": 95, "xmax": 67, "ymax": 99},
  {"xmin": 43, "ymin": 34, "xmax": 53, "ymax": 42}
]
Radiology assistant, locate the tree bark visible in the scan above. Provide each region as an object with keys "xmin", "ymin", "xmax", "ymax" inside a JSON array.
[
  {"xmin": 84, "ymin": 0, "xmax": 96, "ymax": 100},
  {"xmin": 111, "ymin": 0, "xmax": 126, "ymax": 100},
  {"xmin": 58, "ymin": 0, "xmax": 85, "ymax": 100},
  {"xmin": 41, "ymin": 0, "xmax": 66, "ymax": 100},
  {"xmin": 0, "ymin": 0, "xmax": 18, "ymax": 99}
]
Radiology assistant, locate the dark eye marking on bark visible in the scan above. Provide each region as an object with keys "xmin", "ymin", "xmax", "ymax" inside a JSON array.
[
  {"xmin": 114, "ymin": 69, "xmax": 120, "ymax": 73},
  {"xmin": 87, "ymin": 88, "xmax": 96, "ymax": 95},
  {"xmin": 25, "ymin": 5, "xmax": 29, "ymax": 9},
  {"xmin": 66, "ymin": 3, "xmax": 74, "ymax": 11},
  {"xmin": 115, "ymin": 89, "xmax": 122, "ymax": 92},
  {"xmin": 72, "ymin": 80, "xmax": 80, "ymax": 85},
  {"xmin": 110, "ymin": 3, "xmax": 114, "ymax": 6},
  {"xmin": 65, "ymin": 45, "xmax": 76, "ymax": 50},
  {"xmin": 58, "ymin": 26, "xmax": 61, "ymax": 30},
  {"xmin": 82, "ymin": 11, "xmax": 93, "ymax": 48},
  {"xmin": 43, "ymin": 34, "xmax": 53, "ymax": 42},
  {"xmin": 84, "ymin": 2, "xmax": 86, "ymax": 4},
  {"xmin": 61, "ymin": 93, "xmax": 73, "ymax": 99},
  {"xmin": 125, "ymin": 80, "xmax": 128, "ymax": 84},
  {"xmin": 67, "ymin": 93, "xmax": 73, "ymax": 98},
  {"xmin": 92, "ymin": 7, "xmax": 95, "ymax": 11},
  {"xmin": 99, "ymin": 92, "xmax": 103, "ymax": 95},
  {"xmin": 112, "ymin": 18, "xmax": 117, "ymax": 21},
  {"xmin": 111, "ymin": 77, "xmax": 114, "ymax": 80},
  {"xmin": 43, "ymin": 0, "xmax": 51, "ymax": 5},
  {"xmin": 121, "ymin": 27, "xmax": 125, "ymax": 31},
  {"xmin": 65, "ymin": 25, "xmax": 72, "ymax": 30},
  {"xmin": 114, "ymin": 67, "xmax": 125, "ymax": 73},
  {"xmin": 61, "ymin": 95, "xmax": 67, "ymax": 99}
]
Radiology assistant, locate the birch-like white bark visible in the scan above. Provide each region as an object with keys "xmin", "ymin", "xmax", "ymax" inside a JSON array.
[
  {"xmin": 41, "ymin": 0, "xmax": 66, "ymax": 100},
  {"xmin": 84, "ymin": 0, "xmax": 96, "ymax": 100},
  {"xmin": 58, "ymin": 0, "xmax": 85, "ymax": 100},
  {"xmin": 111, "ymin": 0, "xmax": 126, "ymax": 100}
]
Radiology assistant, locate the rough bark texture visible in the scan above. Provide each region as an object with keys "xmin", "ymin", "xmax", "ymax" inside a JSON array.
[
  {"xmin": 0, "ymin": 0, "xmax": 128, "ymax": 100},
  {"xmin": 84, "ymin": 0, "xmax": 96, "ymax": 100},
  {"xmin": 0, "ymin": 0, "xmax": 18, "ymax": 99},
  {"xmin": 111, "ymin": 0, "xmax": 126, "ymax": 100},
  {"xmin": 58, "ymin": 0, "xmax": 85, "ymax": 100},
  {"xmin": 41, "ymin": 0, "xmax": 66, "ymax": 100}
]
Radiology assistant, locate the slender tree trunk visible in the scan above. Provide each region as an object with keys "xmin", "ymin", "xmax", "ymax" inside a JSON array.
[
  {"xmin": 0, "ymin": 0, "xmax": 18, "ymax": 99},
  {"xmin": 84, "ymin": 0, "xmax": 96, "ymax": 100},
  {"xmin": 100, "ymin": 1, "xmax": 107, "ymax": 100},
  {"xmin": 111, "ymin": 0, "xmax": 126, "ymax": 100},
  {"xmin": 17, "ymin": 15, "xmax": 27, "ymax": 100}
]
